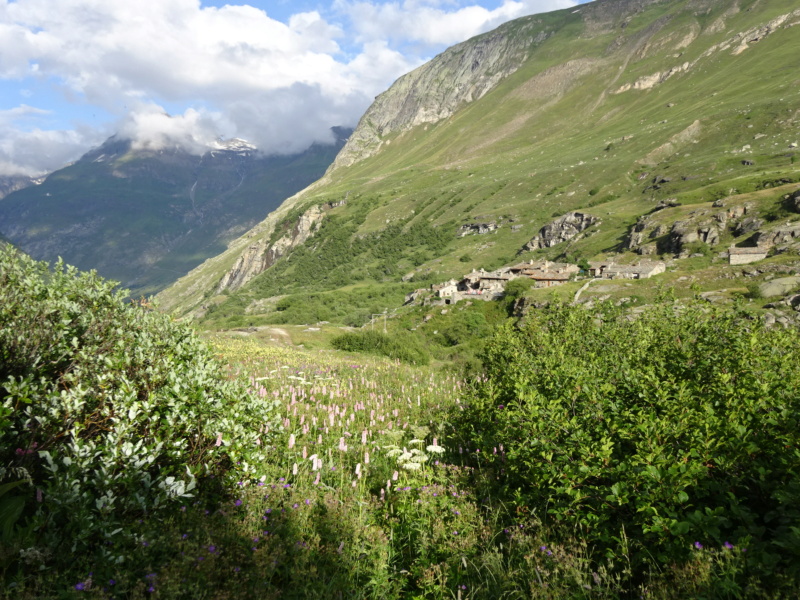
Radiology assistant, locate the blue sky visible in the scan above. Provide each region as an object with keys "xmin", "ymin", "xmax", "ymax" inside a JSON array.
[{"xmin": 0, "ymin": 0, "xmax": 589, "ymax": 175}]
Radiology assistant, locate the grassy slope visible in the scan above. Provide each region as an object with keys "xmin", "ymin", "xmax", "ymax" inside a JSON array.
[{"xmin": 159, "ymin": 0, "xmax": 800, "ymax": 323}]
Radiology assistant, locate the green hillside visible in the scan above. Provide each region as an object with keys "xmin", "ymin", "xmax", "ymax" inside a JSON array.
[{"xmin": 159, "ymin": 0, "xmax": 800, "ymax": 325}]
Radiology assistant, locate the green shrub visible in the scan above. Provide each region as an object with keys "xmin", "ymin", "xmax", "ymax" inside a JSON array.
[
  {"xmin": 458, "ymin": 299, "xmax": 800, "ymax": 585},
  {"xmin": 0, "ymin": 246, "xmax": 280, "ymax": 554},
  {"xmin": 331, "ymin": 330, "xmax": 429, "ymax": 365},
  {"xmin": 503, "ymin": 277, "xmax": 535, "ymax": 300}
]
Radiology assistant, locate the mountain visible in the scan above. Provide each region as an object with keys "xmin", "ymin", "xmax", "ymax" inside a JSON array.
[
  {"xmin": 0, "ymin": 175, "xmax": 40, "ymax": 200},
  {"xmin": 159, "ymin": 0, "xmax": 800, "ymax": 325},
  {"xmin": 0, "ymin": 129, "xmax": 350, "ymax": 296}
]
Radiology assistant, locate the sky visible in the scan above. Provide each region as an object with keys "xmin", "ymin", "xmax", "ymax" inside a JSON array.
[{"xmin": 0, "ymin": 0, "xmax": 590, "ymax": 176}]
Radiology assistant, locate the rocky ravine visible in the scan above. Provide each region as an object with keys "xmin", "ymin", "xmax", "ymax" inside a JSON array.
[{"xmin": 216, "ymin": 205, "xmax": 325, "ymax": 293}]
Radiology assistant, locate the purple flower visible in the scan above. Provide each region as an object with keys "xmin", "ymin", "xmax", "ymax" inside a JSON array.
[
  {"xmin": 694, "ymin": 541, "xmax": 703, "ymax": 550},
  {"xmin": 74, "ymin": 583, "xmax": 85, "ymax": 591},
  {"xmin": 724, "ymin": 541, "xmax": 734, "ymax": 550},
  {"xmin": 234, "ymin": 499, "xmax": 243, "ymax": 507},
  {"xmin": 208, "ymin": 545, "xmax": 217, "ymax": 553},
  {"xmin": 497, "ymin": 405, "xmax": 505, "ymax": 409}
]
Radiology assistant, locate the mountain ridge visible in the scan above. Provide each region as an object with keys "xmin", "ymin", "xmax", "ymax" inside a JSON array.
[
  {"xmin": 157, "ymin": 0, "xmax": 800, "ymax": 323},
  {"xmin": 0, "ymin": 129, "xmax": 349, "ymax": 296}
]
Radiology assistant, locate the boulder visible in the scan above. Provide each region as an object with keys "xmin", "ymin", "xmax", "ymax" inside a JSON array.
[
  {"xmin": 734, "ymin": 216, "xmax": 763, "ymax": 238},
  {"xmin": 758, "ymin": 276, "xmax": 800, "ymax": 298},
  {"xmin": 523, "ymin": 211, "xmax": 599, "ymax": 251},
  {"xmin": 785, "ymin": 189, "xmax": 800, "ymax": 213}
]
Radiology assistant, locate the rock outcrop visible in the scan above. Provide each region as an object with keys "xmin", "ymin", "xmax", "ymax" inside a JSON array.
[
  {"xmin": 759, "ymin": 276, "xmax": 800, "ymax": 299},
  {"xmin": 785, "ymin": 189, "xmax": 800, "ymax": 213},
  {"xmin": 331, "ymin": 19, "xmax": 550, "ymax": 170},
  {"xmin": 216, "ymin": 205, "xmax": 324, "ymax": 292},
  {"xmin": 0, "ymin": 175, "xmax": 39, "ymax": 200},
  {"xmin": 523, "ymin": 212, "xmax": 599, "ymax": 252},
  {"xmin": 752, "ymin": 225, "xmax": 800, "ymax": 248}
]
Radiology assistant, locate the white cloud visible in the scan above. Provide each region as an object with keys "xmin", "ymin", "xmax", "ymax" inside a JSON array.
[
  {"xmin": 0, "ymin": 0, "xmax": 578, "ymax": 175},
  {"xmin": 0, "ymin": 124, "xmax": 103, "ymax": 176},
  {"xmin": 335, "ymin": 0, "xmax": 576, "ymax": 47}
]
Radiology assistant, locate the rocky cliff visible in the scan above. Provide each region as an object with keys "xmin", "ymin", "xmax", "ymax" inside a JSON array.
[
  {"xmin": 216, "ymin": 205, "xmax": 325, "ymax": 292},
  {"xmin": 331, "ymin": 20, "xmax": 547, "ymax": 170}
]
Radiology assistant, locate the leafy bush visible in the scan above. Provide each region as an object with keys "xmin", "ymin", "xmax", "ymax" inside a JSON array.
[
  {"xmin": 458, "ymin": 299, "xmax": 800, "ymax": 585},
  {"xmin": 331, "ymin": 330, "xmax": 430, "ymax": 365},
  {"xmin": 502, "ymin": 277, "xmax": 535, "ymax": 300},
  {"xmin": 0, "ymin": 246, "xmax": 280, "ymax": 554}
]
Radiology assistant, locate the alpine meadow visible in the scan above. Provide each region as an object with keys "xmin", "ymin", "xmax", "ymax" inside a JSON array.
[{"xmin": 3, "ymin": 0, "xmax": 800, "ymax": 598}]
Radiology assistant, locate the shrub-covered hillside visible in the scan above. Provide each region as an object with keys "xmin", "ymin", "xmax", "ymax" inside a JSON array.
[{"xmin": 0, "ymin": 245, "xmax": 280, "ymax": 581}]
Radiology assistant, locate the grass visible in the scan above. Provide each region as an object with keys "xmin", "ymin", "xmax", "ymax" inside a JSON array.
[{"xmin": 6, "ymin": 335, "xmax": 779, "ymax": 598}]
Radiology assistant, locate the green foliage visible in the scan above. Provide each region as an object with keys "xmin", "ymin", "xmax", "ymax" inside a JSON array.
[
  {"xmin": 745, "ymin": 282, "xmax": 764, "ymax": 299},
  {"xmin": 503, "ymin": 277, "xmax": 535, "ymax": 300},
  {"xmin": 331, "ymin": 330, "xmax": 430, "ymax": 365},
  {"xmin": 458, "ymin": 299, "xmax": 800, "ymax": 586},
  {"xmin": 0, "ymin": 246, "xmax": 281, "ymax": 557}
]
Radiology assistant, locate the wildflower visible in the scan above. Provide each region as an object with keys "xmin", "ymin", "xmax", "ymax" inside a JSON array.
[
  {"xmin": 288, "ymin": 434, "xmax": 295, "ymax": 449},
  {"xmin": 724, "ymin": 541, "xmax": 734, "ymax": 550},
  {"xmin": 208, "ymin": 545, "xmax": 217, "ymax": 553},
  {"xmin": 75, "ymin": 583, "xmax": 85, "ymax": 591},
  {"xmin": 392, "ymin": 471, "xmax": 399, "ymax": 481},
  {"xmin": 694, "ymin": 541, "xmax": 703, "ymax": 550},
  {"xmin": 234, "ymin": 499, "xmax": 243, "ymax": 507},
  {"xmin": 292, "ymin": 463, "xmax": 298, "ymax": 475},
  {"xmin": 313, "ymin": 472, "xmax": 320, "ymax": 485},
  {"xmin": 215, "ymin": 433, "xmax": 223, "ymax": 446}
]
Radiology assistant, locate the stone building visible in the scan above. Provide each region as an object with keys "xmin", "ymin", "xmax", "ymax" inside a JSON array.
[{"xmin": 728, "ymin": 246, "xmax": 768, "ymax": 265}]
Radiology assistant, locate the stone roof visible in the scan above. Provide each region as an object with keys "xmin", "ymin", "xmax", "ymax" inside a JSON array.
[
  {"xmin": 522, "ymin": 269, "xmax": 570, "ymax": 281},
  {"xmin": 729, "ymin": 246, "xmax": 768, "ymax": 254}
]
